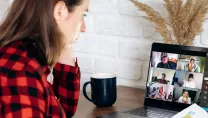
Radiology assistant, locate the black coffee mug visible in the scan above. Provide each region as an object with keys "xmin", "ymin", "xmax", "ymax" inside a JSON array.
[{"xmin": 83, "ymin": 73, "xmax": 117, "ymax": 107}]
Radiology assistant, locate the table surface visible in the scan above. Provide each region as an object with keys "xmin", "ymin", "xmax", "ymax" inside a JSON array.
[{"xmin": 74, "ymin": 86, "xmax": 145, "ymax": 118}]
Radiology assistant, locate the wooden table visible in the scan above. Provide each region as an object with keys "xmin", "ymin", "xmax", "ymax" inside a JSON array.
[{"xmin": 74, "ymin": 86, "xmax": 145, "ymax": 118}]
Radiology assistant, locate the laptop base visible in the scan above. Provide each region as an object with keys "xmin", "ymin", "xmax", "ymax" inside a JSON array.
[
  {"xmin": 99, "ymin": 107, "xmax": 177, "ymax": 118},
  {"xmin": 98, "ymin": 112, "xmax": 144, "ymax": 118}
]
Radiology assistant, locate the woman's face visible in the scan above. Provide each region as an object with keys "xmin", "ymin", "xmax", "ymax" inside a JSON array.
[
  {"xmin": 54, "ymin": 0, "xmax": 89, "ymax": 45},
  {"xmin": 183, "ymin": 91, "xmax": 188, "ymax": 97},
  {"xmin": 189, "ymin": 77, "xmax": 194, "ymax": 82},
  {"xmin": 190, "ymin": 59, "xmax": 195, "ymax": 64},
  {"xmin": 162, "ymin": 56, "xmax": 168, "ymax": 64}
]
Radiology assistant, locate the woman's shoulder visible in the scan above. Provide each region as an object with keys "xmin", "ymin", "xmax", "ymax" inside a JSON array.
[
  {"xmin": 0, "ymin": 40, "xmax": 26, "ymax": 53},
  {"xmin": 0, "ymin": 40, "xmax": 28, "ymax": 65},
  {"xmin": 0, "ymin": 39, "xmax": 45, "ymax": 72}
]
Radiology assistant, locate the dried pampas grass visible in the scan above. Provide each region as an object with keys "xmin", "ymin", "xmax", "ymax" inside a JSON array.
[{"xmin": 130, "ymin": 0, "xmax": 208, "ymax": 46}]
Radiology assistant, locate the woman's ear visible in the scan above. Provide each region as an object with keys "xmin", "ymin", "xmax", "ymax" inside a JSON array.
[{"xmin": 53, "ymin": 1, "xmax": 68, "ymax": 24}]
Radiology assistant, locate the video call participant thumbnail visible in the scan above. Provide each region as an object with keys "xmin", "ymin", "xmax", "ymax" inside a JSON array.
[
  {"xmin": 183, "ymin": 73, "xmax": 195, "ymax": 88},
  {"xmin": 147, "ymin": 83, "xmax": 174, "ymax": 101},
  {"xmin": 184, "ymin": 56, "xmax": 200, "ymax": 73},
  {"xmin": 178, "ymin": 90, "xmax": 191, "ymax": 104},
  {"xmin": 172, "ymin": 70, "xmax": 203, "ymax": 89},
  {"xmin": 157, "ymin": 52, "xmax": 177, "ymax": 69},
  {"xmin": 173, "ymin": 87, "xmax": 198, "ymax": 105},
  {"xmin": 177, "ymin": 55, "xmax": 205, "ymax": 73}
]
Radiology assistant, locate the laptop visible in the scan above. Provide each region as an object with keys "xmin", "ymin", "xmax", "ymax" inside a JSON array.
[{"xmin": 100, "ymin": 42, "xmax": 208, "ymax": 118}]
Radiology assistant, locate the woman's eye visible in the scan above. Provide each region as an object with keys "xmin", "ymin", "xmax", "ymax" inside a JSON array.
[{"xmin": 81, "ymin": 12, "xmax": 88, "ymax": 19}]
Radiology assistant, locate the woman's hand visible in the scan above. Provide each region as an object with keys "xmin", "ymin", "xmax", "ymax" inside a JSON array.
[
  {"xmin": 182, "ymin": 97, "xmax": 189, "ymax": 104},
  {"xmin": 182, "ymin": 98, "xmax": 186, "ymax": 103},
  {"xmin": 58, "ymin": 45, "xmax": 75, "ymax": 66},
  {"xmin": 185, "ymin": 97, "xmax": 189, "ymax": 104},
  {"xmin": 183, "ymin": 79, "xmax": 187, "ymax": 84}
]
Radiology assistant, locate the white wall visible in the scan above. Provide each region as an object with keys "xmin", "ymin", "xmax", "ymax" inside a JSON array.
[
  {"xmin": 2, "ymin": 0, "xmax": 208, "ymax": 89},
  {"xmin": 0, "ymin": 0, "xmax": 10, "ymax": 20}
]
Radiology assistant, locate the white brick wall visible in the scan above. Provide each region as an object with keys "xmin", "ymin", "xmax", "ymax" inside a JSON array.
[
  {"xmin": 76, "ymin": 0, "xmax": 208, "ymax": 89},
  {"xmin": 0, "ymin": 0, "xmax": 10, "ymax": 20},
  {"xmin": 119, "ymin": 38, "xmax": 155, "ymax": 60},
  {"xmin": 1, "ymin": 0, "xmax": 208, "ymax": 89}
]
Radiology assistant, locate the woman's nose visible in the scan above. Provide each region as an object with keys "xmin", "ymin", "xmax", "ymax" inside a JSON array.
[{"xmin": 81, "ymin": 20, "xmax": 86, "ymax": 32}]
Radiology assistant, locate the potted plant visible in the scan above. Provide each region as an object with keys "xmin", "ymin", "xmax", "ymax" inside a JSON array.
[{"xmin": 130, "ymin": 0, "xmax": 208, "ymax": 46}]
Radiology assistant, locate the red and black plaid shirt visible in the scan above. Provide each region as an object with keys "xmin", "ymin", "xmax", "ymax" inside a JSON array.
[{"xmin": 0, "ymin": 39, "xmax": 80, "ymax": 118}]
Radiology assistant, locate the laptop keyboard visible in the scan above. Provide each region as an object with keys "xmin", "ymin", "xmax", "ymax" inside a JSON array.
[{"xmin": 122, "ymin": 107, "xmax": 178, "ymax": 118}]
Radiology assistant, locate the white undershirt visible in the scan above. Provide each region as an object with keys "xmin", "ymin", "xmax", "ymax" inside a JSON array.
[{"xmin": 183, "ymin": 81, "xmax": 196, "ymax": 88}]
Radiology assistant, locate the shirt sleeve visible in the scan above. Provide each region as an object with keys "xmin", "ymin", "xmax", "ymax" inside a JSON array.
[
  {"xmin": 188, "ymin": 98, "xmax": 191, "ymax": 104},
  {"xmin": 178, "ymin": 97, "xmax": 183, "ymax": 103},
  {"xmin": 52, "ymin": 61, "xmax": 80, "ymax": 117},
  {"xmin": 0, "ymin": 62, "xmax": 47, "ymax": 118},
  {"xmin": 182, "ymin": 83, "xmax": 186, "ymax": 87},
  {"xmin": 191, "ymin": 82, "xmax": 196, "ymax": 88}
]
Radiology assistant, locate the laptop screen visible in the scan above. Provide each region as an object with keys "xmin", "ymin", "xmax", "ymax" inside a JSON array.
[{"xmin": 145, "ymin": 43, "xmax": 208, "ymax": 111}]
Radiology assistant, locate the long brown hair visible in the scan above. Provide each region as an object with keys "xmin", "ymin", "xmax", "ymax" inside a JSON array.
[{"xmin": 0, "ymin": 0, "xmax": 83, "ymax": 66}]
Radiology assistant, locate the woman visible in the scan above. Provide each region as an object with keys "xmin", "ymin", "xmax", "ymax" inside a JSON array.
[
  {"xmin": 178, "ymin": 91, "xmax": 191, "ymax": 104},
  {"xmin": 183, "ymin": 73, "xmax": 196, "ymax": 88},
  {"xmin": 154, "ymin": 86, "xmax": 165, "ymax": 100},
  {"xmin": 0, "ymin": 0, "xmax": 89, "ymax": 117}
]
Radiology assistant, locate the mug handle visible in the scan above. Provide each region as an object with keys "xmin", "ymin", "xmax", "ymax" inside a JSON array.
[{"xmin": 83, "ymin": 81, "xmax": 93, "ymax": 102}]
